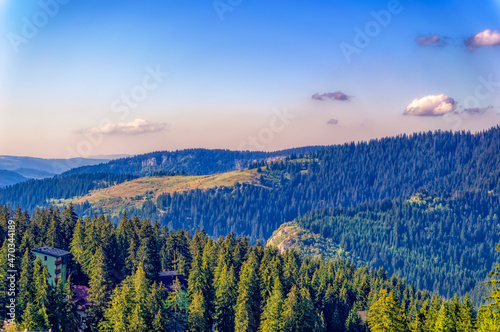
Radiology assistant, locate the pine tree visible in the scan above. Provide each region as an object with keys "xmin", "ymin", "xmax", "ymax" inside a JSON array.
[
  {"xmin": 259, "ymin": 277, "xmax": 284, "ymax": 332},
  {"xmin": 234, "ymin": 253, "xmax": 261, "ymax": 332},
  {"xmin": 282, "ymin": 285, "xmax": 302, "ymax": 332},
  {"xmin": 368, "ymin": 289, "xmax": 409, "ymax": 332},
  {"xmin": 434, "ymin": 303, "xmax": 450, "ymax": 332},
  {"xmin": 458, "ymin": 293, "xmax": 476, "ymax": 332},
  {"xmin": 87, "ymin": 248, "xmax": 110, "ymax": 331},
  {"xmin": 214, "ymin": 263, "xmax": 237, "ymax": 332},
  {"xmin": 17, "ymin": 248, "xmax": 34, "ymax": 314},
  {"xmin": 188, "ymin": 291, "xmax": 209, "ymax": 332}
]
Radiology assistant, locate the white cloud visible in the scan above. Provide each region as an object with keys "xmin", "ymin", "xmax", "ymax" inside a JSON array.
[
  {"xmin": 83, "ymin": 119, "xmax": 169, "ymax": 135},
  {"xmin": 466, "ymin": 29, "xmax": 500, "ymax": 50},
  {"xmin": 404, "ymin": 94, "xmax": 457, "ymax": 116}
]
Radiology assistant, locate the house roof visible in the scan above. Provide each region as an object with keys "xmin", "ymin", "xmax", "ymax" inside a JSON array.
[
  {"xmin": 158, "ymin": 271, "xmax": 188, "ymax": 292},
  {"xmin": 72, "ymin": 285, "xmax": 91, "ymax": 311},
  {"xmin": 32, "ymin": 246, "xmax": 71, "ymax": 258}
]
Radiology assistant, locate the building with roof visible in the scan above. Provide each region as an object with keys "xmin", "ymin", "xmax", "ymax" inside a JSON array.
[
  {"xmin": 157, "ymin": 270, "xmax": 188, "ymax": 293},
  {"xmin": 32, "ymin": 246, "xmax": 71, "ymax": 286},
  {"xmin": 72, "ymin": 285, "xmax": 90, "ymax": 331}
]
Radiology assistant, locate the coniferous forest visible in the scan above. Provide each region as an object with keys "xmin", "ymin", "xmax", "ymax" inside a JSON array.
[
  {"xmin": 0, "ymin": 205, "xmax": 499, "ymax": 332},
  {"xmin": 0, "ymin": 128, "xmax": 500, "ymax": 331}
]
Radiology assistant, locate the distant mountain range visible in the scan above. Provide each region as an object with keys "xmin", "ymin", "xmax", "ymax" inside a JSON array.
[
  {"xmin": 0, "ymin": 155, "xmax": 109, "ymax": 187},
  {"xmin": 0, "ymin": 146, "xmax": 321, "ymax": 208}
]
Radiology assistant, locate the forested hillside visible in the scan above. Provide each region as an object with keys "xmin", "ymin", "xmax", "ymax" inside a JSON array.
[
  {"xmin": 0, "ymin": 147, "xmax": 318, "ymax": 210},
  {"xmin": 63, "ymin": 147, "xmax": 321, "ymax": 177},
  {"xmin": 0, "ymin": 170, "xmax": 27, "ymax": 187},
  {"xmin": 77, "ymin": 128, "xmax": 500, "ymax": 241},
  {"xmin": 0, "ymin": 173, "xmax": 136, "ymax": 211},
  {"xmin": 2, "ymin": 127, "xmax": 500, "ymax": 309},
  {"xmin": 1, "ymin": 205, "xmax": 498, "ymax": 332},
  {"xmin": 288, "ymin": 191, "xmax": 500, "ymax": 302}
]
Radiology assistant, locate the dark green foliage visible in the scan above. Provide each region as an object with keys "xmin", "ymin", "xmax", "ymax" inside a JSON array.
[
  {"xmin": 234, "ymin": 253, "xmax": 261, "ymax": 332},
  {"xmin": 296, "ymin": 191, "xmax": 500, "ymax": 300},
  {"xmin": 0, "ymin": 172, "xmax": 136, "ymax": 211},
  {"xmin": 0, "ymin": 205, "xmax": 498, "ymax": 331},
  {"xmin": 99, "ymin": 127, "xmax": 500, "ymax": 243},
  {"xmin": 63, "ymin": 147, "xmax": 320, "ymax": 177}
]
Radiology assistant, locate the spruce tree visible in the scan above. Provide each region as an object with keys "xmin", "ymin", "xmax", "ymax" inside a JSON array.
[
  {"xmin": 345, "ymin": 308, "xmax": 366, "ymax": 332},
  {"xmin": 259, "ymin": 278, "xmax": 284, "ymax": 332},
  {"xmin": 188, "ymin": 292, "xmax": 209, "ymax": 332},
  {"xmin": 60, "ymin": 278, "xmax": 80, "ymax": 332},
  {"xmin": 477, "ymin": 305, "xmax": 500, "ymax": 332},
  {"xmin": 282, "ymin": 285, "xmax": 302, "ymax": 332},
  {"xmin": 130, "ymin": 263, "xmax": 151, "ymax": 329},
  {"xmin": 166, "ymin": 278, "xmax": 188, "ymax": 331},
  {"xmin": 17, "ymin": 248, "xmax": 34, "ymax": 314},
  {"xmin": 101, "ymin": 278, "xmax": 133, "ymax": 332},
  {"xmin": 234, "ymin": 253, "xmax": 261, "ymax": 332},
  {"xmin": 458, "ymin": 293, "xmax": 476, "ymax": 331},
  {"xmin": 298, "ymin": 286, "xmax": 320, "ymax": 332},
  {"xmin": 368, "ymin": 289, "xmax": 409, "ymax": 332},
  {"xmin": 87, "ymin": 248, "xmax": 110, "ymax": 331},
  {"xmin": 214, "ymin": 263, "xmax": 237, "ymax": 332},
  {"xmin": 434, "ymin": 303, "xmax": 450, "ymax": 332}
]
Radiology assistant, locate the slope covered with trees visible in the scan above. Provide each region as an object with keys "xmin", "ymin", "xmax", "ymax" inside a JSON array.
[
  {"xmin": 78, "ymin": 127, "xmax": 500, "ymax": 241},
  {"xmin": 291, "ymin": 191, "xmax": 499, "ymax": 301},
  {"xmin": 62, "ymin": 147, "xmax": 321, "ymax": 177},
  {"xmin": 0, "ymin": 147, "xmax": 319, "ymax": 211},
  {"xmin": 0, "ymin": 170, "xmax": 27, "ymax": 187},
  {"xmin": 2, "ymin": 127, "xmax": 500, "ymax": 317},
  {"xmin": 0, "ymin": 173, "xmax": 136, "ymax": 211},
  {"xmin": 2, "ymin": 205, "xmax": 500, "ymax": 332}
]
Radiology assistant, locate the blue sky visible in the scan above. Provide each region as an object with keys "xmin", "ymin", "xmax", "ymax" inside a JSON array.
[{"xmin": 0, "ymin": 0, "xmax": 499, "ymax": 157}]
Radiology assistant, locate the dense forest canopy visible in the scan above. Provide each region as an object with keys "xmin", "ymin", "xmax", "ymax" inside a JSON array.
[
  {"xmin": 295, "ymin": 191, "xmax": 500, "ymax": 302},
  {"xmin": 1, "ymin": 205, "xmax": 499, "ymax": 332},
  {"xmin": 62, "ymin": 147, "xmax": 322, "ymax": 177},
  {"xmin": 70, "ymin": 128, "xmax": 500, "ymax": 245}
]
